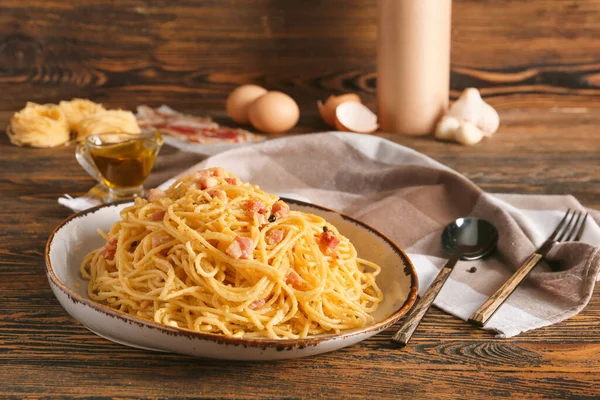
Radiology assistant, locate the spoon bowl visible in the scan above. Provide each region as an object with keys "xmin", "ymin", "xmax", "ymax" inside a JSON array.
[{"xmin": 442, "ymin": 218, "xmax": 499, "ymax": 261}]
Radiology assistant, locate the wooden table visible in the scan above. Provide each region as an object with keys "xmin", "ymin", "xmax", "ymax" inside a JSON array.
[
  {"xmin": 1, "ymin": 108, "xmax": 599, "ymax": 399},
  {"xmin": 2, "ymin": 0, "xmax": 600, "ymax": 396}
]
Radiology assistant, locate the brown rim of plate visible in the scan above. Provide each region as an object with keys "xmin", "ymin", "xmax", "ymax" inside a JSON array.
[{"xmin": 45, "ymin": 198, "xmax": 419, "ymax": 349}]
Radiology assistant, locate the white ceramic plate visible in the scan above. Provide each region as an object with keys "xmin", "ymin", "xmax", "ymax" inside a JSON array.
[
  {"xmin": 46, "ymin": 199, "xmax": 418, "ymax": 360},
  {"xmin": 162, "ymin": 135, "xmax": 266, "ymax": 156}
]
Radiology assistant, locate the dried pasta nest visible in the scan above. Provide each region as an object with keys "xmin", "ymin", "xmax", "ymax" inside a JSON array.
[
  {"xmin": 7, "ymin": 98, "xmax": 143, "ymax": 148},
  {"xmin": 75, "ymin": 109, "xmax": 141, "ymax": 139},
  {"xmin": 8, "ymin": 102, "xmax": 71, "ymax": 148},
  {"xmin": 59, "ymin": 98, "xmax": 106, "ymax": 128}
]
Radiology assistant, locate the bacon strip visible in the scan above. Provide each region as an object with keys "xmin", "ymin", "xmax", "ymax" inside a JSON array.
[
  {"xmin": 196, "ymin": 176, "xmax": 218, "ymax": 190},
  {"xmin": 191, "ymin": 170, "xmax": 210, "ymax": 181},
  {"xmin": 248, "ymin": 298, "xmax": 266, "ymax": 310},
  {"xmin": 320, "ymin": 231, "xmax": 340, "ymax": 253},
  {"xmin": 102, "ymin": 237, "xmax": 118, "ymax": 261},
  {"xmin": 212, "ymin": 167, "xmax": 225, "ymax": 177},
  {"xmin": 272, "ymin": 200, "xmax": 290, "ymax": 219},
  {"xmin": 226, "ymin": 236, "xmax": 255, "ymax": 259},
  {"xmin": 246, "ymin": 199, "xmax": 268, "ymax": 224},
  {"xmin": 246, "ymin": 199, "xmax": 265, "ymax": 214},
  {"xmin": 286, "ymin": 270, "xmax": 306, "ymax": 290},
  {"xmin": 136, "ymin": 105, "xmax": 261, "ymax": 145},
  {"xmin": 151, "ymin": 210, "xmax": 166, "ymax": 221},
  {"xmin": 266, "ymin": 229, "xmax": 284, "ymax": 245},
  {"xmin": 207, "ymin": 188, "xmax": 227, "ymax": 202}
]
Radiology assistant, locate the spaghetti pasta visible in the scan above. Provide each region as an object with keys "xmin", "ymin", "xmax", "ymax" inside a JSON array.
[{"xmin": 81, "ymin": 168, "xmax": 383, "ymax": 339}]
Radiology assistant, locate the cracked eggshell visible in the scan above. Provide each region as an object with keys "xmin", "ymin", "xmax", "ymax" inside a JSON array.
[
  {"xmin": 333, "ymin": 102, "xmax": 378, "ymax": 134},
  {"xmin": 318, "ymin": 94, "xmax": 362, "ymax": 127}
]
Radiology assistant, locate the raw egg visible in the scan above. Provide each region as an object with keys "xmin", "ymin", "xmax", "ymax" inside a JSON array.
[
  {"xmin": 226, "ymin": 84, "xmax": 268, "ymax": 124},
  {"xmin": 248, "ymin": 91, "xmax": 299, "ymax": 134}
]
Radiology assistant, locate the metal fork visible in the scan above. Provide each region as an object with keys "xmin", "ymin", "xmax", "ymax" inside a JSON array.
[{"xmin": 469, "ymin": 208, "xmax": 588, "ymax": 327}]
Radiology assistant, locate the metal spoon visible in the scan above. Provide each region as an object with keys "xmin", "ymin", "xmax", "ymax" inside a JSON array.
[{"xmin": 392, "ymin": 218, "xmax": 499, "ymax": 346}]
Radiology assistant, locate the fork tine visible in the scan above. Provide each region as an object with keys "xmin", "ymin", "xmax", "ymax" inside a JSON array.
[
  {"xmin": 572, "ymin": 212, "xmax": 589, "ymax": 242},
  {"xmin": 556, "ymin": 210, "xmax": 579, "ymax": 242},
  {"xmin": 549, "ymin": 209, "xmax": 572, "ymax": 241},
  {"xmin": 563, "ymin": 211, "xmax": 583, "ymax": 241}
]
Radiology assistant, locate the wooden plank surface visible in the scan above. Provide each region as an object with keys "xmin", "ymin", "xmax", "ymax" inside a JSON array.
[
  {"xmin": 2, "ymin": 0, "xmax": 600, "ymax": 398},
  {"xmin": 1, "ymin": 108, "xmax": 600, "ymax": 399},
  {"xmin": 2, "ymin": 0, "xmax": 600, "ymax": 114}
]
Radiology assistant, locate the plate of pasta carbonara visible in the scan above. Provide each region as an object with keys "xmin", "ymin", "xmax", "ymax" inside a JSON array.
[{"xmin": 46, "ymin": 168, "xmax": 418, "ymax": 360}]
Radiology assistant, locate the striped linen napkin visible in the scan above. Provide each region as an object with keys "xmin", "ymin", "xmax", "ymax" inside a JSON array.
[{"xmin": 60, "ymin": 132, "xmax": 600, "ymax": 338}]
